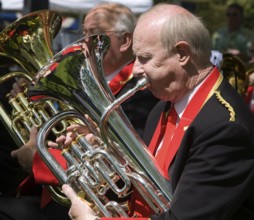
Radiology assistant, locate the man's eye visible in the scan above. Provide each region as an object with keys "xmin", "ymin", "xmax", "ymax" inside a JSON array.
[
  {"xmin": 138, "ymin": 56, "xmax": 150, "ymax": 63},
  {"xmin": 83, "ymin": 29, "xmax": 98, "ymax": 37}
]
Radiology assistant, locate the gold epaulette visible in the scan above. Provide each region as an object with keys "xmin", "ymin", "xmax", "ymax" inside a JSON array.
[{"xmin": 214, "ymin": 91, "xmax": 236, "ymax": 122}]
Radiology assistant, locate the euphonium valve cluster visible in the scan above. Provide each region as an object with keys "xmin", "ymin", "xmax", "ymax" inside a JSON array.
[{"xmin": 28, "ymin": 35, "xmax": 172, "ymax": 217}]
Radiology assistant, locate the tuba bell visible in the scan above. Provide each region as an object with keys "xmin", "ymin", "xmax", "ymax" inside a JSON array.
[
  {"xmin": 0, "ymin": 9, "xmax": 61, "ymax": 74},
  {"xmin": 0, "ymin": 9, "xmax": 73, "ymax": 205},
  {"xmin": 0, "ymin": 9, "xmax": 71, "ymax": 146},
  {"xmin": 220, "ymin": 53, "xmax": 249, "ymax": 97},
  {"xmin": 27, "ymin": 35, "xmax": 172, "ymax": 217}
]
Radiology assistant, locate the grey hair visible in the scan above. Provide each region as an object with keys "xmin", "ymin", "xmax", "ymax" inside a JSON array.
[
  {"xmin": 114, "ymin": 6, "xmax": 136, "ymax": 33},
  {"xmin": 93, "ymin": 2, "xmax": 137, "ymax": 33}
]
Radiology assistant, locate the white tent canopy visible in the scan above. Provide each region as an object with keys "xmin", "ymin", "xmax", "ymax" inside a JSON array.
[
  {"xmin": 1, "ymin": 0, "xmax": 153, "ymax": 14},
  {"xmin": 1, "ymin": 0, "xmax": 153, "ymax": 49}
]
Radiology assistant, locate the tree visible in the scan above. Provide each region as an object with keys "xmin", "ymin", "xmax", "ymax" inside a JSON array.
[{"xmin": 153, "ymin": 0, "xmax": 254, "ymax": 34}]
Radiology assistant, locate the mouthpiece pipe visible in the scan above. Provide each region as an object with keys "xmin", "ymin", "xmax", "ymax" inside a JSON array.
[
  {"xmin": 100, "ymin": 77, "xmax": 149, "ymax": 142},
  {"xmin": 110, "ymin": 76, "xmax": 149, "ymax": 107}
]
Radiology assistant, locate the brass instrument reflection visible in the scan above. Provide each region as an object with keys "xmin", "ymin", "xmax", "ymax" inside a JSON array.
[{"xmin": 220, "ymin": 53, "xmax": 254, "ymax": 97}]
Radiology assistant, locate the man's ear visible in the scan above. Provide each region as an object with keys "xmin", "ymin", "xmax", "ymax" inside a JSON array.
[
  {"xmin": 120, "ymin": 32, "xmax": 132, "ymax": 52},
  {"xmin": 175, "ymin": 41, "xmax": 190, "ymax": 66}
]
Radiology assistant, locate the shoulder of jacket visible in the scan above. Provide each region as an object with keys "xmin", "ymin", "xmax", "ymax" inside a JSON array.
[{"xmin": 214, "ymin": 90, "xmax": 236, "ymax": 122}]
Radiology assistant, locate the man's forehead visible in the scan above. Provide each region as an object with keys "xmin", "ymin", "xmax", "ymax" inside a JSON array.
[
  {"xmin": 84, "ymin": 17, "xmax": 110, "ymax": 31},
  {"xmin": 134, "ymin": 20, "xmax": 161, "ymax": 40},
  {"xmin": 133, "ymin": 33, "xmax": 159, "ymax": 54}
]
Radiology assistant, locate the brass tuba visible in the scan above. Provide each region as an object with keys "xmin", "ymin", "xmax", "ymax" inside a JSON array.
[
  {"xmin": 27, "ymin": 35, "xmax": 172, "ymax": 217},
  {"xmin": 0, "ymin": 10, "xmax": 73, "ymax": 205},
  {"xmin": 220, "ymin": 53, "xmax": 250, "ymax": 97},
  {"xmin": 0, "ymin": 9, "xmax": 70, "ymax": 146}
]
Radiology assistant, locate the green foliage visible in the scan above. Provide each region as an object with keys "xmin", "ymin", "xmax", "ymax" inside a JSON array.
[{"xmin": 153, "ymin": 0, "xmax": 254, "ymax": 35}]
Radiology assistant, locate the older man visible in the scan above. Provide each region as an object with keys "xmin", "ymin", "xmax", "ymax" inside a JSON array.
[
  {"xmin": 62, "ymin": 3, "xmax": 254, "ymax": 220},
  {"xmin": 0, "ymin": 3, "xmax": 158, "ymax": 220}
]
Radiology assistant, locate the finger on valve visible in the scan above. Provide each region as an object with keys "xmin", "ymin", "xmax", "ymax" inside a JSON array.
[
  {"xmin": 50, "ymin": 123, "xmax": 92, "ymax": 149},
  {"xmin": 62, "ymin": 184, "xmax": 97, "ymax": 220},
  {"xmin": 10, "ymin": 77, "xmax": 29, "ymax": 97}
]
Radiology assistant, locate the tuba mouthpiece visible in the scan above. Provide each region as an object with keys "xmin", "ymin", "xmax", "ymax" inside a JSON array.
[{"xmin": 135, "ymin": 76, "xmax": 150, "ymax": 90}]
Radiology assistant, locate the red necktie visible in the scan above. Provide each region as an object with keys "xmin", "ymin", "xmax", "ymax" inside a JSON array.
[
  {"xmin": 155, "ymin": 105, "xmax": 178, "ymax": 171},
  {"xmin": 149, "ymin": 68, "xmax": 222, "ymax": 176}
]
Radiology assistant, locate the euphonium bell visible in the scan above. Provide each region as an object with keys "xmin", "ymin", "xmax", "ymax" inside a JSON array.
[{"xmin": 27, "ymin": 35, "xmax": 172, "ymax": 217}]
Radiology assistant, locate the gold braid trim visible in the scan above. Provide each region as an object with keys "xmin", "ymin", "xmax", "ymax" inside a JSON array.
[
  {"xmin": 214, "ymin": 91, "xmax": 236, "ymax": 122},
  {"xmin": 202, "ymin": 71, "xmax": 223, "ymax": 107}
]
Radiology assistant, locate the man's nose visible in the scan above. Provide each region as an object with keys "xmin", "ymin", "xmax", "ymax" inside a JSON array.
[{"xmin": 132, "ymin": 59, "xmax": 144, "ymax": 77}]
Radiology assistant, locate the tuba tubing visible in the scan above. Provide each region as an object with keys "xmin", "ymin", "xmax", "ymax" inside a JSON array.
[
  {"xmin": 0, "ymin": 10, "xmax": 72, "ymax": 205},
  {"xmin": 36, "ymin": 78, "xmax": 171, "ymax": 216},
  {"xmin": 29, "ymin": 35, "xmax": 172, "ymax": 217}
]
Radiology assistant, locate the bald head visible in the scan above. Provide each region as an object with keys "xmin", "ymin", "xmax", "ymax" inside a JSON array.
[
  {"xmin": 135, "ymin": 3, "xmax": 211, "ymax": 67},
  {"xmin": 140, "ymin": 4, "xmax": 191, "ymax": 21}
]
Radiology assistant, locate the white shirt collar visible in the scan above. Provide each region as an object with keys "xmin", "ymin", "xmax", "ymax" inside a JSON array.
[{"xmin": 174, "ymin": 77, "xmax": 207, "ymax": 119}]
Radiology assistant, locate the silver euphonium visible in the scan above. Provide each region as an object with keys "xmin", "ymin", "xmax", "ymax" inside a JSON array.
[{"xmin": 27, "ymin": 35, "xmax": 172, "ymax": 217}]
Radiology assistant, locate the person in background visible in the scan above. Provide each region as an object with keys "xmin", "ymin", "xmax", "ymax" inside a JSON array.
[
  {"xmin": 211, "ymin": 3, "xmax": 253, "ymax": 62},
  {"xmin": 61, "ymin": 3, "xmax": 254, "ymax": 220},
  {"xmin": 82, "ymin": 2, "xmax": 158, "ymax": 137},
  {"xmin": 0, "ymin": 3, "xmax": 158, "ymax": 220}
]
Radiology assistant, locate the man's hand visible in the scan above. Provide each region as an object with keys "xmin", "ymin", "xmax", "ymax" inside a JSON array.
[
  {"xmin": 11, "ymin": 126, "xmax": 38, "ymax": 173},
  {"xmin": 62, "ymin": 184, "xmax": 98, "ymax": 220},
  {"xmin": 48, "ymin": 123, "xmax": 90, "ymax": 148},
  {"xmin": 249, "ymin": 72, "xmax": 254, "ymax": 85},
  {"xmin": 48, "ymin": 115, "xmax": 99, "ymax": 149},
  {"xmin": 10, "ymin": 77, "xmax": 29, "ymax": 97}
]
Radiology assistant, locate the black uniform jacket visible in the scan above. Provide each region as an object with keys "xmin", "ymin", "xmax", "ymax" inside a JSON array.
[{"xmin": 143, "ymin": 78, "xmax": 254, "ymax": 220}]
